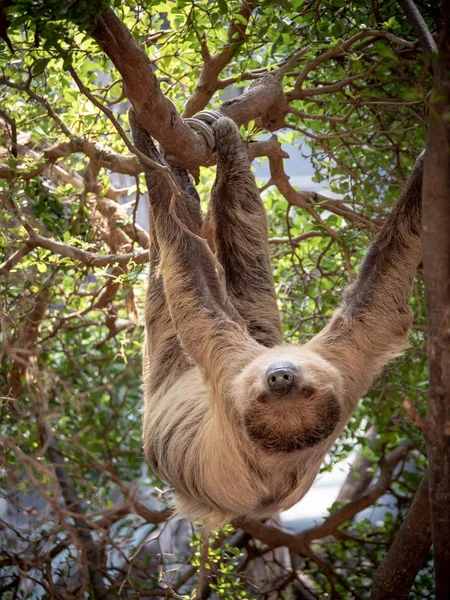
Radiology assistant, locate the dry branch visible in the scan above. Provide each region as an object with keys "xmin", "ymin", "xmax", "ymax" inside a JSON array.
[
  {"xmin": 45, "ymin": 432, "xmax": 115, "ymax": 600},
  {"xmin": 92, "ymin": 499, "xmax": 173, "ymax": 529}
]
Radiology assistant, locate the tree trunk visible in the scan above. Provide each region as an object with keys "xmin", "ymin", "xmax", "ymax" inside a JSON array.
[
  {"xmin": 422, "ymin": 2, "xmax": 450, "ymax": 598},
  {"xmin": 370, "ymin": 472, "xmax": 431, "ymax": 600}
]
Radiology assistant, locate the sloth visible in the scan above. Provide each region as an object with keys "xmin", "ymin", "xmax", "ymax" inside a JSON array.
[{"xmin": 130, "ymin": 109, "xmax": 423, "ymax": 528}]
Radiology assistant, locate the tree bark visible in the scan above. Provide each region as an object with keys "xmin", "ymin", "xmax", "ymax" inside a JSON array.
[
  {"xmin": 371, "ymin": 472, "xmax": 432, "ymax": 600},
  {"xmin": 422, "ymin": 2, "xmax": 450, "ymax": 598}
]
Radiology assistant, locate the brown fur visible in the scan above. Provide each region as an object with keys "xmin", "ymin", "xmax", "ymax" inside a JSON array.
[{"xmin": 130, "ymin": 110, "xmax": 423, "ymax": 528}]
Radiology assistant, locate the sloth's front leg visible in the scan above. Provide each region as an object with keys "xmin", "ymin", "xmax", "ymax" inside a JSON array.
[
  {"xmin": 306, "ymin": 156, "xmax": 423, "ymax": 414},
  {"xmin": 130, "ymin": 109, "xmax": 258, "ymax": 386},
  {"xmin": 210, "ymin": 116, "xmax": 283, "ymax": 348}
]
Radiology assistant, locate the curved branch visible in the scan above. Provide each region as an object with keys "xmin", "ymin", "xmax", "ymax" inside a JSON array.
[
  {"xmin": 297, "ymin": 442, "xmax": 411, "ymax": 545},
  {"xmin": 397, "ymin": 0, "xmax": 437, "ymax": 53},
  {"xmin": 87, "ymin": 7, "xmax": 291, "ymax": 164},
  {"xmin": 89, "ymin": 6, "xmax": 211, "ymax": 167},
  {"xmin": 267, "ymin": 151, "xmax": 374, "ymax": 234},
  {"xmin": 183, "ymin": 0, "xmax": 255, "ymax": 117},
  {"xmin": 287, "ymin": 30, "xmax": 419, "ymax": 101}
]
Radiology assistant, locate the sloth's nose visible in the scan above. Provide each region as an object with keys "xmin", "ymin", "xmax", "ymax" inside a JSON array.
[{"xmin": 266, "ymin": 364, "xmax": 296, "ymax": 396}]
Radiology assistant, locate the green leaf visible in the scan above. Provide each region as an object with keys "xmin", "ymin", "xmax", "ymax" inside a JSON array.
[
  {"xmin": 233, "ymin": 13, "xmax": 248, "ymax": 26},
  {"xmin": 217, "ymin": 0, "xmax": 229, "ymax": 15}
]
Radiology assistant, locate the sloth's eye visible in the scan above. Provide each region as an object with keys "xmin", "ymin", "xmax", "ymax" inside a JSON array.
[{"xmin": 301, "ymin": 386, "xmax": 314, "ymax": 397}]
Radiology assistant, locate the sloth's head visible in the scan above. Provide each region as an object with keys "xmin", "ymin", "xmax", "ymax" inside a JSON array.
[{"xmin": 232, "ymin": 346, "xmax": 344, "ymax": 453}]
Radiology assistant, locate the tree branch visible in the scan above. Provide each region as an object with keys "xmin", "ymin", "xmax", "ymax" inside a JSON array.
[
  {"xmin": 43, "ymin": 427, "xmax": 115, "ymax": 600},
  {"xmin": 397, "ymin": 0, "xmax": 437, "ymax": 53},
  {"xmin": 0, "ymin": 245, "xmax": 33, "ymax": 277},
  {"xmin": 24, "ymin": 226, "xmax": 148, "ymax": 268},
  {"xmin": 89, "ymin": 6, "xmax": 211, "ymax": 167},
  {"xmin": 287, "ymin": 30, "xmax": 419, "ymax": 101},
  {"xmin": 183, "ymin": 0, "xmax": 255, "ymax": 117},
  {"xmin": 87, "ymin": 6, "xmax": 293, "ymax": 164},
  {"xmin": 297, "ymin": 443, "xmax": 411, "ymax": 545},
  {"xmin": 336, "ymin": 426, "xmax": 377, "ymax": 503},
  {"xmin": 91, "ymin": 498, "xmax": 173, "ymax": 529},
  {"xmin": 44, "ymin": 139, "xmax": 140, "ymax": 176},
  {"xmin": 371, "ymin": 471, "xmax": 431, "ymax": 600},
  {"xmin": 267, "ymin": 151, "xmax": 375, "ymax": 233}
]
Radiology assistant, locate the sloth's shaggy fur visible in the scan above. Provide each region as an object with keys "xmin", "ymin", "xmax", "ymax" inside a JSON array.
[{"xmin": 130, "ymin": 110, "xmax": 423, "ymax": 527}]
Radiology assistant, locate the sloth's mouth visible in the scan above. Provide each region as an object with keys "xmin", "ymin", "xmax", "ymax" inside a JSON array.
[{"xmin": 244, "ymin": 395, "xmax": 341, "ymax": 453}]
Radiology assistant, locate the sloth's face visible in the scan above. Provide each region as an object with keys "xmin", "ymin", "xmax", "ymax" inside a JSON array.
[{"xmin": 232, "ymin": 346, "xmax": 344, "ymax": 453}]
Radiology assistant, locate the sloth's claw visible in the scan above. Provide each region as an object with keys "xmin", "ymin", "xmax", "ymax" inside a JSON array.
[
  {"xmin": 192, "ymin": 110, "xmax": 222, "ymax": 124},
  {"xmin": 184, "ymin": 117, "xmax": 216, "ymax": 149},
  {"xmin": 184, "ymin": 110, "xmax": 224, "ymax": 150}
]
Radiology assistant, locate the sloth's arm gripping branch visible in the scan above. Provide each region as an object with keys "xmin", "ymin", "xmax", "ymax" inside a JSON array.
[
  {"xmin": 130, "ymin": 110, "xmax": 257, "ymax": 385},
  {"xmin": 307, "ymin": 157, "xmax": 423, "ymax": 413}
]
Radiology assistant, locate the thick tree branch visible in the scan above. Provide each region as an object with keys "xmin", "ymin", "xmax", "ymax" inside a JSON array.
[
  {"xmin": 44, "ymin": 139, "xmax": 140, "ymax": 176},
  {"xmin": 371, "ymin": 471, "xmax": 431, "ymax": 600},
  {"xmin": 87, "ymin": 7, "xmax": 294, "ymax": 163},
  {"xmin": 89, "ymin": 6, "xmax": 211, "ymax": 167},
  {"xmin": 220, "ymin": 70, "xmax": 289, "ymax": 130}
]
